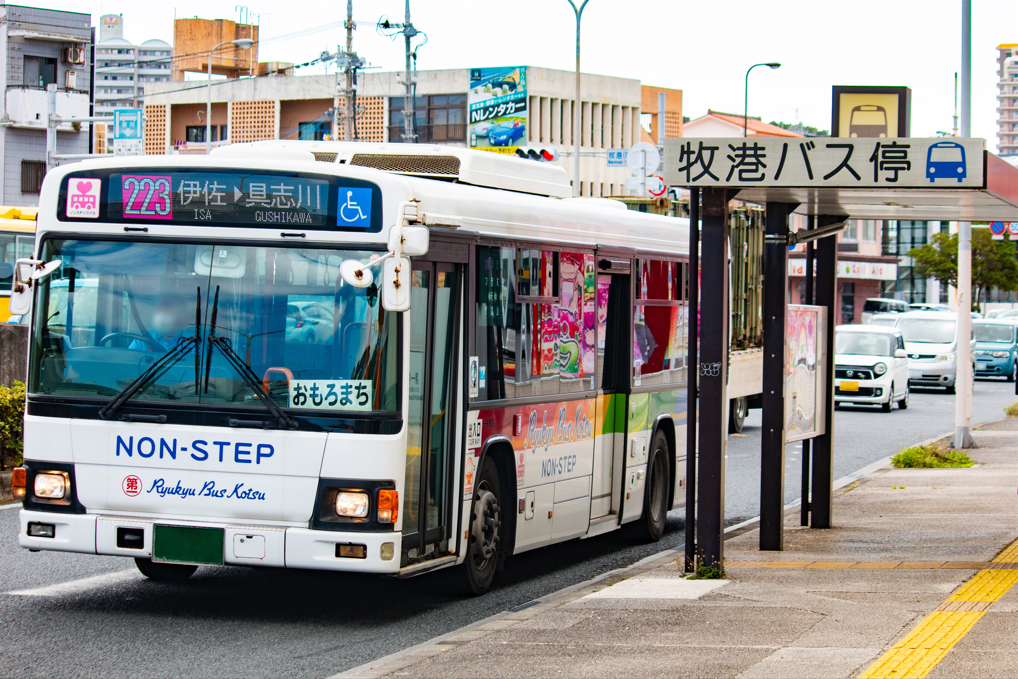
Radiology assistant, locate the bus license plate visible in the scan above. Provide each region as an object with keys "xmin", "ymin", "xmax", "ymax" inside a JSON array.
[
  {"xmin": 153, "ymin": 525, "xmax": 224, "ymax": 566},
  {"xmin": 840, "ymin": 381, "xmax": 859, "ymax": 392}
]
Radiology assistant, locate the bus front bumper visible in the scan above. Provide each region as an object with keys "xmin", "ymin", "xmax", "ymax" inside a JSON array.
[{"xmin": 18, "ymin": 509, "xmax": 402, "ymax": 574}]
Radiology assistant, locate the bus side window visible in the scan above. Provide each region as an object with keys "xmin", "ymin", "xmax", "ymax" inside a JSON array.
[{"xmin": 475, "ymin": 246, "xmax": 516, "ymax": 401}]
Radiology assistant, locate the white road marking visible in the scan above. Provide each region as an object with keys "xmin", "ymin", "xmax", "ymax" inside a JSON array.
[
  {"xmin": 1, "ymin": 502, "xmax": 22, "ymax": 511},
  {"xmin": 7, "ymin": 569, "xmax": 142, "ymax": 597},
  {"xmin": 583, "ymin": 576, "xmax": 728, "ymax": 600}
]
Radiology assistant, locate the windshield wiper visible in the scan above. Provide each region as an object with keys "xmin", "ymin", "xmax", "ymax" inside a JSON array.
[
  {"xmin": 99, "ymin": 287, "xmax": 204, "ymax": 421},
  {"xmin": 203, "ymin": 285, "xmax": 297, "ymax": 430}
]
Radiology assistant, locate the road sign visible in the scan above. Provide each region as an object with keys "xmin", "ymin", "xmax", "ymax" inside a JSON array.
[
  {"xmin": 647, "ymin": 175, "xmax": 667, "ymax": 197},
  {"xmin": 991, "ymin": 222, "xmax": 1007, "ymax": 235},
  {"xmin": 607, "ymin": 148, "xmax": 628, "ymax": 167},
  {"xmin": 662, "ymin": 137, "xmax": 984, "ymax": 189},
  {"xmin": 626, "ymin": 142, "xmax": 660, "ymax": 176},
  {"xmin": 113, "ymin": 109, "xmax": 143, "ymax": 157}
]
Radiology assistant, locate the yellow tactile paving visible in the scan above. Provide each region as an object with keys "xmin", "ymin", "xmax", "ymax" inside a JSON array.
[
  {"xmin": 993, "ymin": 537, "xmax": 1018, "ymax": 563},
  {"xmin": 857, "ymin": 611, "xmax": 985, "ymax": 679},
  {"xmin": 858, "ymin": 566, "xmax": 1018, "ymax": 679},
  {"xmin": 946, "ymin": 569, "xmax": 1018, "ymax": 602}
]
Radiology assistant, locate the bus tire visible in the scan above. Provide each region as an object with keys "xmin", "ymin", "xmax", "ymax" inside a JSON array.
[
  {"xmin": 456, "ymin": 456, "xmax": 502, "ymax": 596},
  {"xmin": 134, "ymin": 558, "xmax": 198, "ymax": 581},
  {"xmin": 635, "ymin": 430, "xmax": 670, "ymax": 542}
]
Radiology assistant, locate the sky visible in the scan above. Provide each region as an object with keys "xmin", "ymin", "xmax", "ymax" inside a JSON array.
[{"xmin": 28, "ymin": 0, "xmax": 1018, "ymax": 151}]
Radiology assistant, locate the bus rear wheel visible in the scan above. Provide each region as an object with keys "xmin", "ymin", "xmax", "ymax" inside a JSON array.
[
  {"xmin": 634, "ymin": 430, "xmax": 670, "ymax": 542},
  {"xmin": 456, "ymin": 456, "xmax": 502, "ymax": 596},
  {"xmin": 134, "ymin": 558, "xmax": 198, "ymax": 581}
]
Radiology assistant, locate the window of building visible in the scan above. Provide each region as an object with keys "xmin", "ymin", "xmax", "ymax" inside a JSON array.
[
  {"xmin": 841, "ymin": 282, "xmax": 855, "ymax": 324},
  {"xmin": 389, "ymin": 95, "xmax": 466, "ymax": 143},
  {"xmin": 299, "ymin": 120, "xmax": 331, "ymax": 140},
  {"xmin": 23, "ymin": 56, "xmax": 57, "ymax": 88},
  {"xmin": 21, "ymin": 160, "xmax": 46, "ymax": 194},
  {"xmin": 843, "ymin": 221, "xmax": 858, "ymax": 242},
  {"xmin": 186, "ymin": 126, "xmax": 227, "ymax": 143},
  {"xmin": 861, "ymin": 220, "xmax": 877, "ymax": 242}
]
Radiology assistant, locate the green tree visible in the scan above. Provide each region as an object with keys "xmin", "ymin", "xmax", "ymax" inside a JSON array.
[{"xmin": 908, "ymin": 230, "xmax": 1018, "ymax": 310}]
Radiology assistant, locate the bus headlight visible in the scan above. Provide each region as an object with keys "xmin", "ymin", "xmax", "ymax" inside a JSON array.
[
  {"xmin": 874, "ymin": 363, "xmax": 887, "ymax": 375},
  {"xmin": 34, "ymin": 473, "xmax": 67, "ymax": 500},
  {"xmin": 335, "ymin": 492, "xmax": 369, "ymax": 518}
]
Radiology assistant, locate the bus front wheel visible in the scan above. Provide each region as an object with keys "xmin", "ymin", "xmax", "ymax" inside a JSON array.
[
  {"xmin": 457, "ymin": 456, "xmax": 502, "ymax": 596},
  {"xmin": 134, "ymin": 558, "xmax": 198, "ymax": 581}
]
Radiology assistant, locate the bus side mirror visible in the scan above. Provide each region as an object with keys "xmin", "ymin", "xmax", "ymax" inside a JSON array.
[
  {"xmin": 387, "ymin": 225, "xmax": 429, "ymax": 256},
  {"xmin": 381, "ymin": 256, "xmax": 411, "ymax": 312},
  {"xmin": 9, "ymin": 258, "xmax": 59, "ymax": 317}
]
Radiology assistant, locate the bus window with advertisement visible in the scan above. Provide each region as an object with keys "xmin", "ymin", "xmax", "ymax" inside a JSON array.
[{"xmin": 14, "ymin": 144, "xmax": 690, "ymax": 595}]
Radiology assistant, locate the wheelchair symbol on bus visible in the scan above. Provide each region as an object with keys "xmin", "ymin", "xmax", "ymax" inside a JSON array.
[{"xmin": 338, "ymin": 188, "xmax": 372, "ymax": 227}]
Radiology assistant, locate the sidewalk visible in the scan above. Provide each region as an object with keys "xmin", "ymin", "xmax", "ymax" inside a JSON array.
[{"xmin": 340, "ymin": 419, "xmax": 1018, "ymax": 679}]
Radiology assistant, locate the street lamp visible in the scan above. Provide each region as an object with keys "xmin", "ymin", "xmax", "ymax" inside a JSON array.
[
  {"xmin": 743, "ymin": 62, "xmax": 781, "ymax": 137},
  {"xmin": 567, "ymin": 0, "xmax": 589, "ymax": 197},
  {"xmin": 207, "ymin": 38, "xmax": 255, "ymax": 154}
]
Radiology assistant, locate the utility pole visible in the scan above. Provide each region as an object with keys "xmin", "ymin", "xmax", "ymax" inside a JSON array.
[
  {"xmin": 956, "ymin": 0, "xmax": 973, "ymax": 449},
  {"xmin": 402, "ymin": 0, "xmax": 417, "ymax": 142},
  {"xmin": 343, "ymin": 0, "xmax": 356, "ymax": 141},
  {"xmin": 567, "ymin": 0, "xmax": 588, "ymax": 197}
]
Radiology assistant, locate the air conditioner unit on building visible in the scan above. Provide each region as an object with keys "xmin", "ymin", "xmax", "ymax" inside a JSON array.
[
  {"xmin": 65, "ymin": 70, "xmax": 77, "ymax": 90},
  {"xmin": 63, "ymin": 47, "xmax": 86, "ymax": 65}
]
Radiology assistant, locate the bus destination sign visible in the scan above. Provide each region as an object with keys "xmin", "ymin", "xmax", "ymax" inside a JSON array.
[
  {"xmin": 111, "ymin": 173, "xmax": 332, "ymax": 226},
  {"xmin": 60, "ymin": 169, "xmax": 379, "ymax": 231}
]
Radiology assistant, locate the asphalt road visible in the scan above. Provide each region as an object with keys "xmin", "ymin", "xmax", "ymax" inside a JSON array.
[{"xmin": 1, "ymin": 378, "xmax": 1014, "ymax": 678}]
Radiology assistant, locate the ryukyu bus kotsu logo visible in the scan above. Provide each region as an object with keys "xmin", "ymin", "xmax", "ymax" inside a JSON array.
[
  {"xmin": 122, "ymin": 475, "xmax": 142, "ymax": 497},
  {"xmin": 66, "ymin": 179, "xmax": 101, "ymax": 219}
]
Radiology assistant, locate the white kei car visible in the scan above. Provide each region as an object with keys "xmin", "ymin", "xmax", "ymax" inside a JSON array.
[{"xmin": 834, "ymin": 324, "xmax": 910, "ymax": 412}]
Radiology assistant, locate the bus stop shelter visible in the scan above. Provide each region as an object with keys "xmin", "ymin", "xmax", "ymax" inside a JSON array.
[{"xmin": 662, "ymin": 138, "xmax": 1018, "ymax": 571}]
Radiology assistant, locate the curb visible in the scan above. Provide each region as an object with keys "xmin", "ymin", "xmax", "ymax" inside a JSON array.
[{"xmin": 0, "ymin": 470, "xmax": 11, "ymax": 503}]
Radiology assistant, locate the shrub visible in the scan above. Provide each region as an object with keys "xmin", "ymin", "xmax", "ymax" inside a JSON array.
[
  {"xmin": 891, "ymin": 441, "xmax": 974, "ymax": 469},
  {"xmin": 1005, "ymin": 402, "xmax": 1018, "ymax": 418},
  {"xmin": 0, "ymin": 381, "xmax": 25, "ymax": 471}
]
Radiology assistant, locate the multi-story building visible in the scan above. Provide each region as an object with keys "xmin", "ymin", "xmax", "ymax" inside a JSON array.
[
  {"xmin": 997, "ymin": 43, "xmax": 1018, "ymax": 156},
  {"xmin": 142, "ymin": 67, "xmax": 683, "ymax": 196},
  {"xmin": 0, "ymin": 4, "xmax": 92, "ymax": 206},
  {"xmin": 93, "ymin": 14, "xmax": 172, "ymax": 115}
]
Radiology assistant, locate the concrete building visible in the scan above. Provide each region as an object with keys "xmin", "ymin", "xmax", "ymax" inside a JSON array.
[
  {"xmin": 0, "ymin": 4, "xmax": 92, "ymax": 207},
  {"xmin": 682, "ymin": 110, "xmax": 801, "ymax": 138},
  {"xmin": 93, "ymin": 14, "xmax": 172, "ymax": 114},
  {"xmin": 142, "ymin": 67, "xmax": 683, "ymax": 196},
  {"xmin": 997, "ymin": 44, "xmax": 1018, "ymax": 156},
  {"xmin": 787, "ymin": 218, "xmax": 899, "ymax": 323}
]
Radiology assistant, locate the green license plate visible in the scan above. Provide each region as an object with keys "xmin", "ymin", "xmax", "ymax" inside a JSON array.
[{"xmin": 153, "ymin": 524, "xmax": 224, "ymax": 566}]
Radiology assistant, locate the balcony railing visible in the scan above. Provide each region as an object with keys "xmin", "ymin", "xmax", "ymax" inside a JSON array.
[{"xmin": 387, "ymin": 123, "xmax": 467, "ymax": 144}]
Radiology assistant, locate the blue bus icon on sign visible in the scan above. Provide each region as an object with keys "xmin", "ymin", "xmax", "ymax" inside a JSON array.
[
  {"xmin": 926, "ymin": 142, "xmax": 966, "ymax": 183},
  {"xmin": 338, "ymin": 188, "xmax": 372, "ymax": 227}
]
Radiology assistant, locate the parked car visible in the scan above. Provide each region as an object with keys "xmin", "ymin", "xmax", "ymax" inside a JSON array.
[
  {"xmin": 973, "ymin": 319, "xmax": 1018, "ymax": 381},
  {"xmin": 861, "ymin": 297, "xmax": 909, "ymax": 324},
  {"xmin": 834, "ymin": 325, "xmax": 910, "ymax": 412},
  {"xmin": 992, "ymin": 309, "xmax": 1018, "ymax": 321},
  {"xmin": 895, "ymin": 311, "xmax": 975, "ymax": 393}
]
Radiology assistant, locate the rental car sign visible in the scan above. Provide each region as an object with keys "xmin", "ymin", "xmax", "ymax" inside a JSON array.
[{"xmin": 663, "ymin": 138, "xmax": 984, "ymax": 189}]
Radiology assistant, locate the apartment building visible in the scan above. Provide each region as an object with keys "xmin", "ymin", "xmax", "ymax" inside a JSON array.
[
  {"xmin": 93, "ymin": 14, "xmax": 172, "ymax": 114},
  {"xmin": 997, "ymin": 43, "xmax": 1018, "ymax": 156},
  {"xmin": 0, "ymin": 4, "xmax": 92, "ymax": 206}
]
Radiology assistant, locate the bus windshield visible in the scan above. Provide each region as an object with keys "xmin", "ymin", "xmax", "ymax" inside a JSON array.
[{"xmin": 28, "ymin": 239, "xmax": 398, "ymax": 414}]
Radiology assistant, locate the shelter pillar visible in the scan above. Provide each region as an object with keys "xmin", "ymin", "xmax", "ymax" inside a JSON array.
[
  {"xmin": 760, "ymin": 202, "xmax": 797, "ymax": 550},
  {"xmin": 696, "ymin": 187, "xmax": 734, "ymax": 570}
]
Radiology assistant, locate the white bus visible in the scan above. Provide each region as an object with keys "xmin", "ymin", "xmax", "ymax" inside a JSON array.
[{"xmin": 13, "ymin": 143, "xmax": 690, "ymax": 594}]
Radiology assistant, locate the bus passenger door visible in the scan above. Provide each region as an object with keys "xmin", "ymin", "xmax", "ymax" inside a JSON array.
[
  {"xmin": 403, "ymin": 261, "xmax": 461, "ymax": 566},
  {"xmin": 591, "ymin": 263, "xmax": 632, "ymax": 520}
]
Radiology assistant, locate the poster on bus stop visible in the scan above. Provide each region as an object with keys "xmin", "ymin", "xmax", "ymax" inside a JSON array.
[
  {"xmin": 785, "ymin": 304, "xmax": 827, "ymax": 442},
  {"xmin": 468, "ymin": 66, "xmax": 528, "ymax": 154}
]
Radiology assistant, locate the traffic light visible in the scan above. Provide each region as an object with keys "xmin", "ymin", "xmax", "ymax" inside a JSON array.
[{"xmin": 515, "ymin": 146, "xmax": 559, "ymax": 162}]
